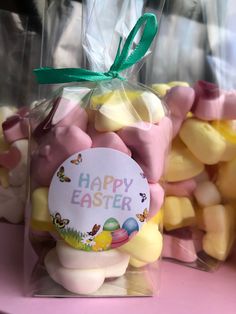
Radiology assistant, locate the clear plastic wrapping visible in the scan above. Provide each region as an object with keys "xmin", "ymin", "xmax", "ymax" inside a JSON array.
[
  {"xmin": 144, "ymin": 0, "xmax": 236, "ymax": 271},
  {"xmin": 24, "ymin": 9, "xmax": 171, "ymax": 297},
  {"xmin": 0, "ymin": 9, "xmax": 41, "ymax": 224}
]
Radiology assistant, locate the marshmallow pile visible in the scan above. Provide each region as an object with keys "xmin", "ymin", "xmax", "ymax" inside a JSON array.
[
  {"xmin": 152, "ymin": 80, "xmax": 236, "ymax": 264},
  {"xmin": 30, "ymin": 84, "xmax": 172, "ymax": 294},
  {"xmin": 0, "ymin": 106, "xmax": 28, "ymax": 223}
]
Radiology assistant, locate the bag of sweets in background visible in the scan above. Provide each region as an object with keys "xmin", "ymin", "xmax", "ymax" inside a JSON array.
[
  {"xmin": 24, "ymin": 2, "xmax": 172, "ymax": 295},
  {"xmin": 142, "ymin": 0, "xmax": 236, "ymax": 271},
  {"xmin": 0, "ymin": 9, "xmax": 41, "ymax": 224}
]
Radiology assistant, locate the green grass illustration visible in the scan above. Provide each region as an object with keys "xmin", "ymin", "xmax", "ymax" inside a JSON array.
[{"xmin": 58, "ymin": 227, "xmax": 93, "ymax": 251}]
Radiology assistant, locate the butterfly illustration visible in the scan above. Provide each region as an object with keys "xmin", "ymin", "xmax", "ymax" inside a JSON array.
[
  {"xmin": 140, "ymin": 172, "xmax": 146, "ymax": 179},
  {"xmin": 51, "ymin": 212, "xmax": 70, "ymax": 229},
  {"xmin": 70, "ymin": 154, "xmax": 82, "ymax": 165},
  {"xmin": 87, "ymin": 224, "xmax": 101, "ymax": 236},
  {"xmin": 136, "ymin": 208, "xmax": 149, "ymax": 222},
  {"xmin": 139, "ymin": 193, "xmax": 147, "ymax": 203},
  {"xmin": 57, "ymin": 166, "xmax": 71, "ymax": 182}
]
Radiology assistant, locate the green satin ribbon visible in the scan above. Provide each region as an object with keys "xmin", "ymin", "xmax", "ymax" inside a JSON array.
[{"xmin": 34, "ymin": 13, "xmax": 158, "ymax": 84}]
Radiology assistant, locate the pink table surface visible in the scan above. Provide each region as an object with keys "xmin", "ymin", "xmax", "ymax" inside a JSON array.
[{"xmin": 0, "ymin": 222, "xmax": 235, "ymax": 314}]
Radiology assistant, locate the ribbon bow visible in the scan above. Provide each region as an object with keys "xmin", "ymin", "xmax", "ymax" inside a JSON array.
[{"xmin": 34, "ymin": 13, "xmax": 158, "ymax": 84}]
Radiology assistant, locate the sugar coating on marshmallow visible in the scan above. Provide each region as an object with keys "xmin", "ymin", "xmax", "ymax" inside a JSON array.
[{"xmin": 194, "ymin": 181, "xmax": 221, "ymax": 208}]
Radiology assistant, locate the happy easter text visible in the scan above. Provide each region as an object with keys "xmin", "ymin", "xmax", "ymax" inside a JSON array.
[{"xmin": 71, "ymin": 173, "xmax": 133, "ymax": 210}]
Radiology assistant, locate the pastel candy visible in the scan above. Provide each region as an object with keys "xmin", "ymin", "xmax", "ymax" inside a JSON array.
[
  {"xmin": 179, "ymin": 118, "xmax": 226, "ymax": 164},
  {"xmin": 45, "ymin": 248, "xmax": 129, "ymax": 294},
  {"xmin": 91, "ymin": 131, "xmax": 131, "ymax": 156},
  {"xmin": 163, "ymin": 233, "xmax": 197, "ymax": 263},
  {"xmin": 0, "ymin": 145, "xmax": 21, "ymax": 170},
  {"xmin": 2, "ymin": 114, "xmax": 29, "ymax": 143},
  {"xmin": 194, "ymin": 181, "xmax": 221, "ymax": 208},
  {"xmin": 164, "ymin": 179, "xmax": 197, "ymax": 197},
  {"xmin": 0, "ymin": 185, "xmax": 25, "ymax": 223},
  {"xmin": 164, "ymin": 86, "xmax": 195, "ymax": 137},
  {"xmin": 216, "ymin": 158, "xmax": 236, "ymax": 199},
  {"xmin": 31, "ymin": 126, "xmax": 92, "ymax": 186},
  {"xmin": 163, "ymin": 196, "xmax": 196, "ymax": 231},
  {"xmin": 119, "ymin": 222, "xmax": 162, "ymax": 263},
  {"xmin": 192, "ymin": 81, "xmax": 236, "ymax": 121},
  {"xmin": 56, "ymin": 241, "xmax": 130, "ymax": 269},
  {"xmin": 94, "ymin": 96, "xmax": 139, "ymax": 132},
  {"xmin": 118, "ymin": 117, "xmax": 172, "ymax": 183},
  {"xmin": 132, "ymin": 91, "xmax": 165, "ymax": 124},
  {"xmin": 202, "ymin": 204, "xmax": 235, "ymax": 261},
  {"xmin": 129, "ymin": 257, "xmax": 147, "ymax": 268},
  {"xmin": 8, "ymin": 139, "xmax": 28, "ymax": 186},
  {"xmin": 164, "ymin": 137, "xmax": 204, "ymax": 182},
  {"xmin": 151, "ymin": 84, "xmax": 171, "ymax": 97},
  {"xmin": 168, "ymin": 81, "xmax": 190, "ymax": 88},
  {"xmin": 149, "ymin": 183, "xmax": 164, "ymax": 219},
  {"xmin": 0, "ymin": 106, "xmax": 16, "ymax": 130},
  {"xmin": 33, "ymin": 97, "xmax": 88, "ymax": 140},
  {"xmin": 31, "ymin": 187, "xmax": 53, "ymax": 231},
  {"xmin": 211, "ymin": 121, "xmax": 236, "ymax": 161},
  {"xmin": 45, "ymin": 249, "xmax": 105, "ymax": 294}
]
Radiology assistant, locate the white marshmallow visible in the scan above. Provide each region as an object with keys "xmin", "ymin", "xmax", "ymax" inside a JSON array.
[
  {"xmin": 194, "ymin": 181, "xmax": 221, "ymax": 208},
  {"xmin": 56, "ymin": 241, "xmax": 130, "ymax": 269}
]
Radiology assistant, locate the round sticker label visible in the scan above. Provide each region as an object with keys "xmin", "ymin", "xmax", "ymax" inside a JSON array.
[{"xmin": 48, "ymin": 147, "xmax": 150, "ymax": 251}]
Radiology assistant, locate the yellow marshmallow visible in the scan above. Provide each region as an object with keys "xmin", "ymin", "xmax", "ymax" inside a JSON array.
[
  {"xmin": 167, "ymin": 81, "xmax": 190, "ymax": 87},
  {"xmin": 179, "ymin": 118, "xmax": 226, "ymax": 164},
  {"xmin": 163, "ymin": 196, "xmax": 196, "ymax": 231},
  {"xmin": 164, "ymin": 137, "xmax": 204, "ymax": 182},
  {"xmin": 151, "ymin": 83, "xmax": 170, "ymax": 97},
  {"xmin": 94, "ymin": 99, "xmax": 139, "ymax": 132},
  {"xmin": 150, "ymin": 208, "xmax": 163, "ymax": 227},
  {"xmin": 129, "ymin": 257, "xmax": 147, "ymax": 268},
  {"xmin": 0, "ymin": 168, "xmax": 9, "ymax": 188},
  {"xmin": 211, "ymin": 121, "xmax": 236, "ymax": 161},
  {"xmin": 216, "ymin": 158, "xmax": 236, "ymax": 200},
  {"xmin": 31, "ymin": 187, "xmax": 54, "ymax": 231},
  {"xmin": 132, "ymin": 91, "xmax": 165, "ymax": 124},
  {"xmin": 119, "ymin": 222, "xmax": 162, "ymax": 263},
  {"xmin": 202, "ymin": 204, "xmax": 235, "ymax": 261}
]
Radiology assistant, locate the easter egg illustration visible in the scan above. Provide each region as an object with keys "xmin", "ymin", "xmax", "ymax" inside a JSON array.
[
  {"xmin": 122, "ymin": 217, "xmax": 139, "ymax": 236},
  {"xmin": 103, "ymin": 217, "xmax": 120, "ymax": 231},
  {"xmin": 111, "ymin": 228, "xmax": 129, "ymax": 248}
]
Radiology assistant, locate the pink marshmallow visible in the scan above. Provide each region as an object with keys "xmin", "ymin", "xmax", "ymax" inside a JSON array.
[
  {"xmin": 192, "ymin": 80, "xmax": 236, "ymax": 120},
  {"xmin": 31, "ymin": 126, "xmax": 92, "ymax": 186},
  {"xmin": 164, "ymin": 86, "xmax": 195, "ymax": 138},
  {"xmin": 2, "ymin": 114, "xmax": 29, "ymax": 143},
  {"xmin": 164, "ymin": 179, "xmax": 197, "ymax": 197},
  {"xmin": 118, "ymin": 117, "xmax": 172, "ymax": 183},
  {"xmin": 91, "ymin": 130, "xmax": 131, "ymax": 156},
  {"xmin": 148, "ymin": 183, "xmax": 164, "ymax": 219},
  {"xmin": 33, "ymin": 97, "xmax": 88, "ymax": 141},
  {"xmin": 0, "ymin": 146, "xmax": 21, "ymax": 170},
  {"xmin": 163, "ymin": 229, "xmax": 198, "ymax": 263}
]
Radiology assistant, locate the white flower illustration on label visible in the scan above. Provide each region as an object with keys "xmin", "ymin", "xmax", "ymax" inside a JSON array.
[{"xmin": 48, "ymin": 148, "xmax": 150, "ymax": 251}]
